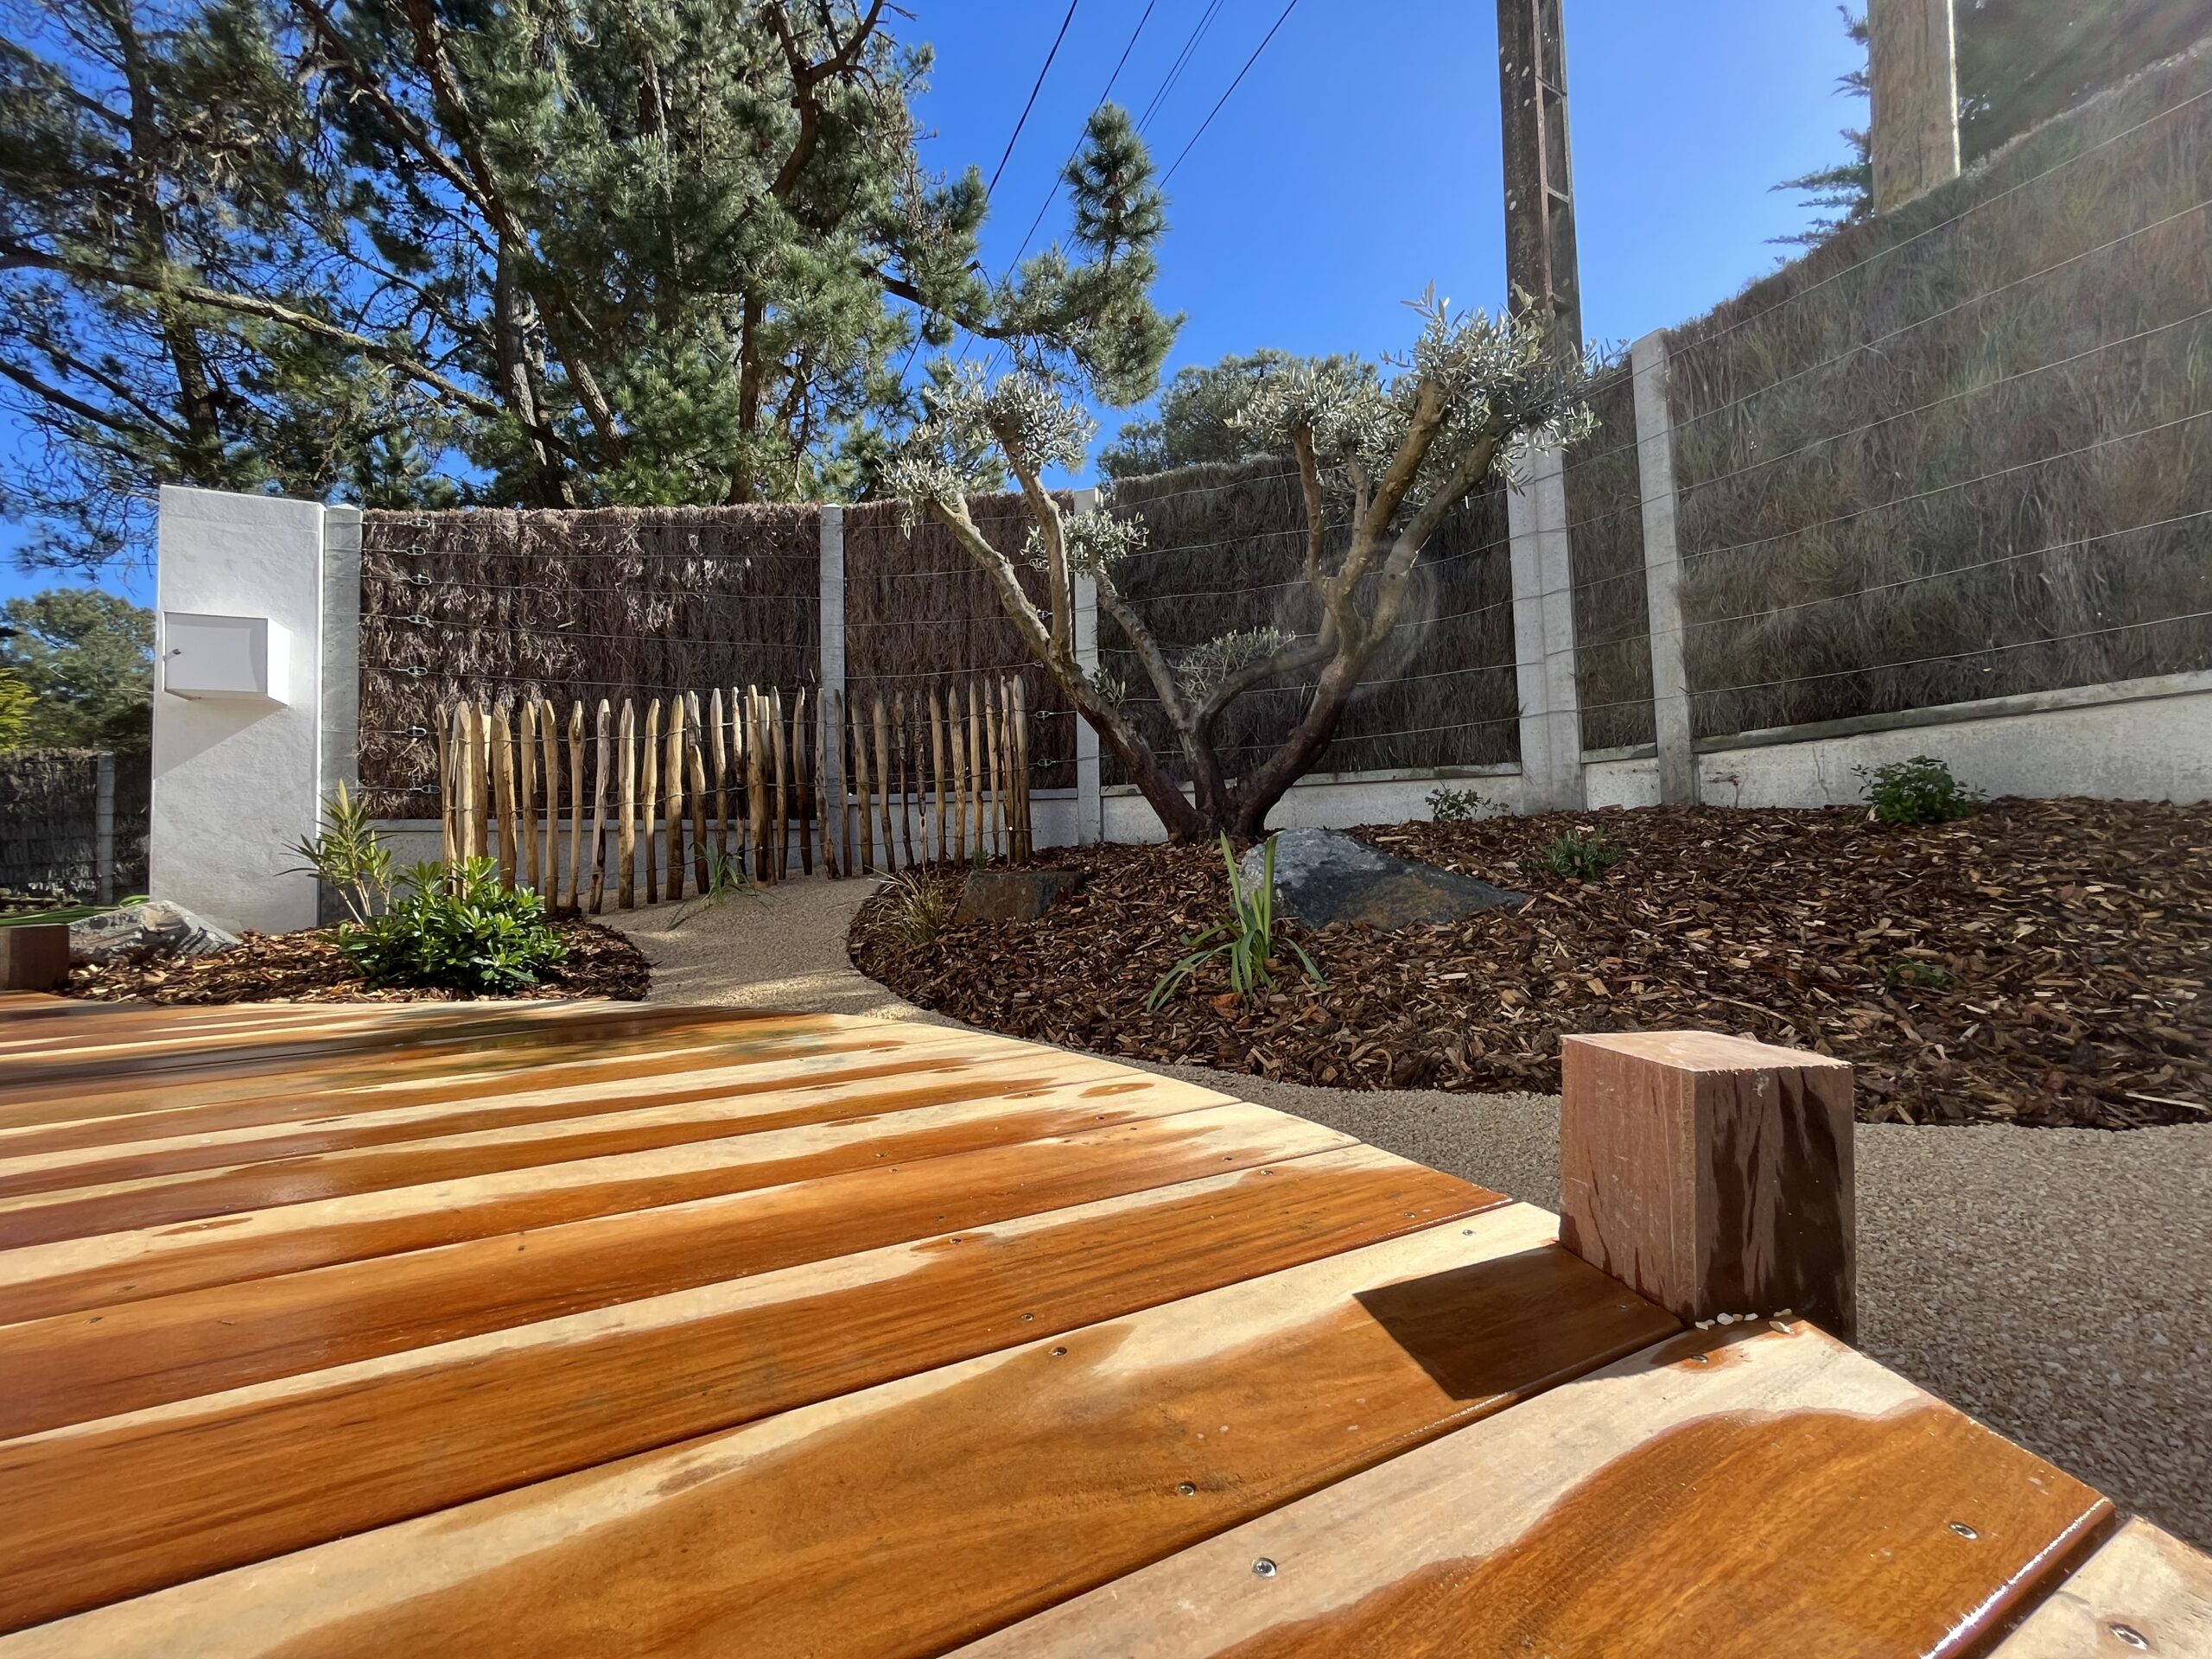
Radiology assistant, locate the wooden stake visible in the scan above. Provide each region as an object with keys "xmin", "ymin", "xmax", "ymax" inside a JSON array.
[
  {"xmin": 470, "ymin": 703, "xmax": 492, "ymax": 861},
  {"xmin": 491, "ymin": 703, "xmax": 518, "ymax": 887},
  {"xmin": 710, "ymin": 687, "xmax": 729, "ymax": 861},
  {"xmin": 792, "ymin": 688, "xmax": 813, "ymax": 877},
  {"xmin": 565, "ymin": 702, "xmax": 586, "ymax": 912},
  {"xmin": 950, "ymin": 703, "xmax": 968, "ymax": 865},
  {"xmin": 588, "ymin": 700, "xmax": 610, "ymax": 914},
  {"xmin": 436, "ymin": 705, "xmax": 456, "ymax": 868},
  {"xmin": 686, "ymin": 691, "xmax": 710, "ymax": 893},
  {"xmin": 851, "ymin": 694, "xmax": 874, "ymax": 874},
  {"xmin": 769, "ymin": 690, "xmax": 787, "ymax": 885},
  {"xmin": 518, "ymin": 698, "xmax": 540, "ymax": 892},
  {"xmin": 745, "ymin": 685, "xmax": 768, "ymax": 884},
  {"xmin": 664, "ymin": 692, "xmax": 685, "ymax": 903},
  {"xmin": 540, "ymin": 698, "xmax": 561, "ymax": 897},
  {"xmin": 617, "ymin": 699, "xmax": 637, "ymax": 909},
  {"xmin": 452, "ymin": 704, "xmax": 476, "ymax": 868},
  {"xmin": 894, "ymin": 697, "xmax": 915, "ymax": 869},
  {"xmin": 982, "ymin": 679, "xmax": 1004, "ymax": 861},
  {"xmin": 867, "ymin": 696, "xmax": 888, "ymax": 874},
  {"xmin": 817, "ymin": 691, "xmax": 839, "ymax": 879},
  {"xmin": 641, "ymin": 697, "xmax": 662, "ymax": 904},
  {"xmin": 1560, "ymin": 1032, "xmax": 1857, "ymax": 1343},
  {"xmin": 1010, "ymin": 676, "xmax": 1030, "ymax": 861},
  {"xmin": 967, "ymin": 680, "xmax": 984, "ymax": 861},
  {"xmin": 929, "ymin": 686, "xmax": 948, "ymax": 864}
]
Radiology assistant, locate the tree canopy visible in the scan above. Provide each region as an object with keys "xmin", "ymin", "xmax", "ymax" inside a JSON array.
[
  {"xmin": 892, "ymin": 294, "xmax": 1595, "ymax": 840},
  {"xmin": 0, "ymin": 588, "xmax": 156, "ymax": 749},
  {"xmin": 1098, "ymin": 349, "xmax": 1379, "ymax": 480},
  {"xmin": 0, "ymin": 0, "xmax": 1179, "ymax": 572}
]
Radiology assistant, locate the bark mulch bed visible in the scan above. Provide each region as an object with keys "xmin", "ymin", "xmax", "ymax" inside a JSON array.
[
  {"xmin": 64, "ymin": 919, "xmax": 649, "ymax": 1005},
  {"xmin": 851, "ymin": 798, "xmax": 2211, "ymax": 1129}
]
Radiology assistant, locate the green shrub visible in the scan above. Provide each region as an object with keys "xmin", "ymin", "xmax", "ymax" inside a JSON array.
[
  {"xmin": 1426, "ymin": 785, "xmax": 1497, "ymax": 823},
  {"xmin": 1858, "ymin": 755, "xmax": 1985, "ymax": 824},
  {"xmin": 1147, "ymin": 835, "xmax": 1323, "ymax": 1012},
  {"xmin": 339, "ymin": 857, "xmax": 567, "ymax": 994},
  {"xmin": 1526, "ymin": 830, "xmax": 1622, "ymax": 882}
]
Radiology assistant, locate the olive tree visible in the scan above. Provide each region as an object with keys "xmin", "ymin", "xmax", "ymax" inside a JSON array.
[{"xmin": 889, "ymin": 292, "xmax": 1596, "ymax": 840}]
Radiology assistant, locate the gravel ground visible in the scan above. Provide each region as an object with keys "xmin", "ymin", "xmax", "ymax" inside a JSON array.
[{"xmin": 616, "ymin": 878, "xmax": 2212, "ymax": 1549}]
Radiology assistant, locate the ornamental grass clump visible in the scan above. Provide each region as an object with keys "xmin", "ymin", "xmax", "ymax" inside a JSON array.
[{"xmin": 1147, "ymin": 835, "xmax": 1323, "ymax": 1012}]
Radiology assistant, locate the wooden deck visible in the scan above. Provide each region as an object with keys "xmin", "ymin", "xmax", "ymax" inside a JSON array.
[{"xmin": 0, "ymin": 996, "xmax": 2204, "ymax": 1656}]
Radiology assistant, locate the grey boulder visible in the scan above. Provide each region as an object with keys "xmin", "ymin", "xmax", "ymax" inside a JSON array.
[
  {"xmin": 68, "ymin": 900, "xmax": 242, "ymax": 963},
  {"xmin": 1238, "ymin": 827, "xmax": 1527, "ymax": 932},
  {"xmin": 951, "ymin": 868, "xmax": 1086, "ymax": 925}
]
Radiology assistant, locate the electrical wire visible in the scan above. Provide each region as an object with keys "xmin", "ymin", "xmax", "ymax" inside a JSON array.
[{"xmin": 1159, "ymin": 0, "xmax": 1304, "ymax": 188}]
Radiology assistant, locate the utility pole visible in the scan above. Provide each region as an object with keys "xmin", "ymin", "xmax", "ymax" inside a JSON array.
[
  {"xmin": 1868, "ymin": 0, "xmax": 1961, "ymax": 213},
  {"xmin": 1496, "ymin": 0, "xmax": 1581, "ymax": 344}
]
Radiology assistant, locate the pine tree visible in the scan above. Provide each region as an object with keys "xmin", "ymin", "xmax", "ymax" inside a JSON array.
[{"xmin": 0, "ymin": 1, "xmax": 1179, "ymax": 569}]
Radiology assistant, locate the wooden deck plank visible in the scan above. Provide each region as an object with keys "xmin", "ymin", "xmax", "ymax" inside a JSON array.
[
  {"xmin": 0, "ymin": 1011, "xmax": 972, "ymax": 1135},
  {"xmin": 0, "ymin": 1103, "xmax": 1401, "ymax": 1434},
  {"xmin": 954, "ymin": 1319, "xmax": 2114, "ymax": 1659},
  {"xmin": 1988, "ymin": 1517, "xmax": 2212, "ymax": 1656},
  {"xmin": 0, "ymin": 1039, "xmax": 1129, "ymax": 1205},
  {"xmin": 0, "ymin": 1145, "xmax": 1505, "ymax": 1632},
  {"xmin": 0, "ymin": 1206, "xmax": 1677, "ymax": 1657},
  {"xmin": 0, "ymin": 1069, "xmax": 1237, "ymax": 1320},
  {"xmin": 0, "ymin": 1049, "xmax": 1198, "ymax": 1251}
]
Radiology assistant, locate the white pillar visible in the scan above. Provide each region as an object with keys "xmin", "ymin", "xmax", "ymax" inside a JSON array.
[
  {"xmin": 319, "ymin": 504, "xmax": 363, "ymax": 811},
  {"xmin": 1071, "ymin": 486, "xmax": 1103, "ymax": 845},
  {"xmin": 1631, "ymin": 331, "xmax": 1698, "ymax": 805},
  {"xmin": 151, "ymin": 486, "xmax": 331, "ymax": 932},
  {"xmin": 1509, "ymin": 442, "xmax": 1586, "ymax": 812}
]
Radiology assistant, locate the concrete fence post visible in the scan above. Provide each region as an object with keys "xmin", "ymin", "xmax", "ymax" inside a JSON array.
[
  {"xmin": 1071, "ymin": 486, "xmax": 1103, "ymax": 844},
  {"xmin": 1508, "ymin": 441, "xmax": 1586, "ymax": 812},
  {"xmin": 93, "ymin": 752, "xmax": 116, "ymax": 905},
  {"xmin": 151, "ymin": 486, "xmax": 333, "ymax": 933},
  {"xmin": 1630, "ymin": 331, "xmax": 1699, "ymax": 806}
]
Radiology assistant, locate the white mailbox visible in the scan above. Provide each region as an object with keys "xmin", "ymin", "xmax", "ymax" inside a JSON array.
[{"xmin": 162, "ymin": 612, "xmax": 289, "ymax": 702}]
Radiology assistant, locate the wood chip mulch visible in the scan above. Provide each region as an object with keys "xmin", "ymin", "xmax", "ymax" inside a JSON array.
[
  {"xmin": 850, "ymin": 798, "xmax": 2211, "ymax": 1129},
  {"xmin": 63, "ymin": 918, "xmax": 650, "ymax": 1005}
]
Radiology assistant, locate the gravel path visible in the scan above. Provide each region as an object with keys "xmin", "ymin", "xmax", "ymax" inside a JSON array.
[{"xmin": 616, "ymin": 880, "xmax": 2212, "ymax": 1548}]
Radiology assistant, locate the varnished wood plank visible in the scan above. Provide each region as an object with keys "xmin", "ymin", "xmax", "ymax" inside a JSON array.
[
  {"xmin": 0, "ymin": 1044, "xmax": 1151, "ymax": 1249},
  {"xmin": 0, "ymin": 1019, "xmax": 957, "ymax": 1157},
  {"xmin": 0, "ymin": 1205, "xmax": 1674, "ymax": 1656},
  {"xmin": 0, "ymin": 1145, "xmax": 1509, "ymax": 1632},
  {"xmin": 0, "ymin": 1068, "xmax": 1241, "ymax": 1321},
  {"xmin": 957, "ymin": 1320, "xmax": 2114, "ymax": 1659},
  {"xmin": 0, "ymin": 1103, "xmax": 1394, "ymax": 1435},
  {"xmin": 1560, "ymin": 1030, "xmax": 1857, "ymax": 1341},
  {"xmin": 1989, "ymin": 1517, "xmax": 2212, "ymax": 1656},
  {"xmin": 0, "ymin": 1022, "xmax": 999, "ymax": 1190}
]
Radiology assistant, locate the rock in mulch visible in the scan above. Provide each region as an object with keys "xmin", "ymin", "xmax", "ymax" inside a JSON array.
[
  {"xmin": 1242, "ymin": 827, "xmax": 1527, "ymax": 931},
  {"xmin": 850, "ymin": 799, "xmax": 2212, "ymax": 1129},
  {"xmin": 64, "ymin": 919, "xmax": 648, "ymax": 1005},
  {"xmin": 68, "ymin": 900, "xmax": 239, "ymax": 963},
  {"xmin": 952, "ymin": 868, "xmax": 1086, "ymax": 925}
]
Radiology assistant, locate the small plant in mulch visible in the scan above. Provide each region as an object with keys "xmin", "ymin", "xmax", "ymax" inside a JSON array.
[
  {"xmin": 340, "ymin": 857, "xmax": 569, "ymax": 995},
  {"xmin": 670, "ymin": 845, "xmax": 753, "ymax": 931},
  {"xmin": 1426, "ymin": 785, "xmax": 1499, "ymax": 824},
  {"xmin": 882, "ymin": 871, "xmax": 955, "ymax": 945},
  {"xmin": 1884, "ymin": 957, "xmax": 1962, "ymax": 992},
  {"xmin": 1525, "ymin": 830, "xmax": 1622, "ymax": 882},
  {"xmin": 1859, "ymin": 756, "xmax": 1986, "ymax": 825},
  {"xmin": 1144, "ymin": 836, "xmax": 1325, "ymax": 1012}
]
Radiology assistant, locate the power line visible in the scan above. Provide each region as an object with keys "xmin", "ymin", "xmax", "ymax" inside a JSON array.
[
  {"xmin": 986, "ymin": 1, "xmax": 1084, "ymax": 202},
  {"xmin": 1160, "ymin": 0, "xmax": 1305, "ymax": 188},
  {"xmin": 1135, "ymin": 0, "xmax": 1226, "ymax": 133}
]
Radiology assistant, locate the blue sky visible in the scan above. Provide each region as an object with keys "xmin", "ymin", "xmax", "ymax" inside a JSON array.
[{"xmin": 1, "ymin": 0, "xmax": 1862, "ymax": 608}]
